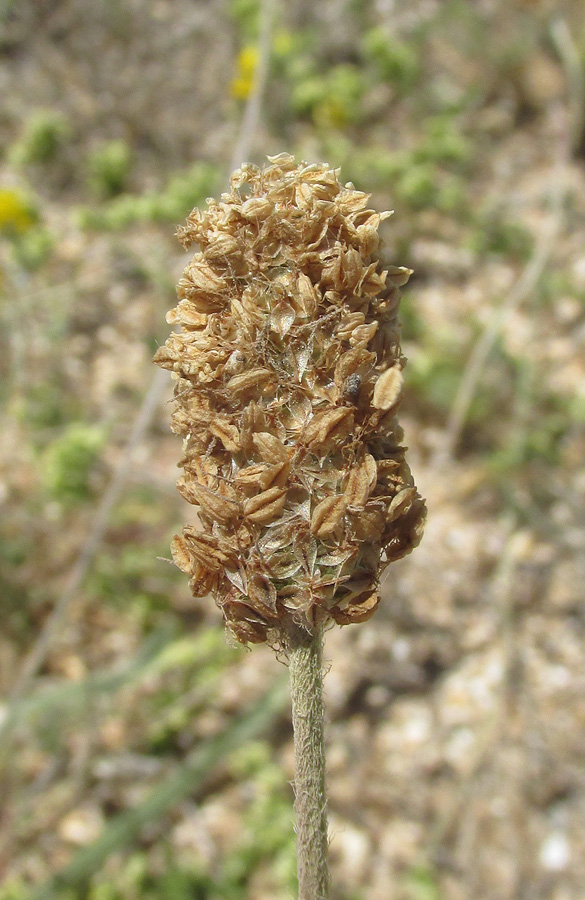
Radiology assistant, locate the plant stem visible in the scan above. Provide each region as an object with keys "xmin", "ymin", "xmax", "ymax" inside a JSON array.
[{"xmin": 288, "ymin": 621, "xmax": 329, "ymax": 900}]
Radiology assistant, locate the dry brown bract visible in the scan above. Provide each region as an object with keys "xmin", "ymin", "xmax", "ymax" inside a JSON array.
[{"xmin": 155, "ymin": 154, "xmax": 426, "ymax": 644}]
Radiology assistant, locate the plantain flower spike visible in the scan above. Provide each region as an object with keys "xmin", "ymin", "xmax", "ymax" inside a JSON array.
[{"xmin": 155, "ymin": 154, "xmax": 426, "ymax": 645}]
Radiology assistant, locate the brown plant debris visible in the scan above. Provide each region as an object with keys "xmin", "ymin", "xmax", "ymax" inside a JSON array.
[{"xmin": 155, "ymin": 154, "xmax": 426, "ymax": 644}]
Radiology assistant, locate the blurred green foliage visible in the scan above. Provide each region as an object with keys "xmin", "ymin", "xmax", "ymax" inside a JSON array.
[
  {"xmin": 22, "ymin": 737, "xmax": 296, "ymax": 900},
  {"xmin": 15, "ymin": 377, "xmax": 79, "ymax": 430},
  {"xmin": 78, "ymin": 162, "xmax": 220, "ymax": 230},
  {"xmin": 10, "ymin": 226, "xmax": 54, "ymax": 270},
  {"xmin": 361, "ymin": 26, "xmax": 420, "ymax": 90},
  {"xmin": 488, "ymin": 358, "xmax": 571, "ymax": 473},
  {"xmin": 291, "ymin": 63, "xmax": 368, "ymax": 129},
  {"xmin": 0, "ymin": 525, "xmax": 38, "ymax": 641},
  {"xmin": 87, "ymin": 855, "xmax": 214, "ymax": 900},
  {"xmin": 408, "ymin": 349, "xmax": 465, "ymax": 415},
  {"xmin": 87, "ymin": 141, "xmax": 133, "ymax": 199},
  {"xmin": 0, "ymin": 882, "xmax": 27, "ymax": 900},
  {"xmin": 396, "ymin": 165, "xmax": 438, "ymax": 210},
  {"xmin": 9, "ymin": 110, "xmax": 71, "ymax": 167},
  {"xmin": 17, "ymin": 678, "xmax": 289, "ymax": 900},
  {"xmin": 90, "ymin": 543, "xmax": 170, "ymax": 616},
  {"xmin": 321, "ymin": 137, "xmax": 470, "ymax": 213},
  {"xmin": 407, "ymin": 327, "xmax": 509, "ymax": 432},
  {"xmin": 493, "ymin": 415, "xmax": 567, "ymax": 471},
  {"xmin": 144, "ymin": 633, "xmax": 235, "ymax": 753},
  {"xmin": 85, "ymin": 490, "xmax": 185, "ymax": 624},
  {"xmin": 468, "ymin": 214, "xmax": 534, "ymax": 260},
  {"xmin": 41, "ymin": 423, "xmax": 107, "ymax": 505},
  {"xmin": 416, "ymin": 116, "xmax": 472, "ymax": 167},
  {"xmin": 221, "ymin": 742, "xmax": 297, "ymax": 896},
  {"xmin": 537, "ymin": 270, "xmax": 581, "ymax": 307},
  {"xmin": 229, "ymin": 0, "xmax": 260, "ymax": 40},
  {"xmin": 405, "ymin": 864, "xmax": 442, "ymax": 900}
]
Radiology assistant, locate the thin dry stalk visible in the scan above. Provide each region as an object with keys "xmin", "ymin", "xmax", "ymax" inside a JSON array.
[
  {"xmin": 288, "ymin": 623, "xmax": 329, "ymax": 900},
  {"xmin": 229, "ymin": 0, "xmax": 278, "ymax": 175}
]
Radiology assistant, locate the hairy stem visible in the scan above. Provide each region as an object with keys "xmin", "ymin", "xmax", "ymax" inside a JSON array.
[{"xmin": 288, "ymin": 622, "xmax": 329, "ymax": 900}]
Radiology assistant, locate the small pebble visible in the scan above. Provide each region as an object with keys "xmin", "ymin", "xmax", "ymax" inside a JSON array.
[{"xmin": 539, "ymin": 832, "xmax": 570, "ymax": 871}]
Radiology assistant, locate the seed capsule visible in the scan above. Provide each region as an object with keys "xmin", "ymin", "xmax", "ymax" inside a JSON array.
[
  {"xmin": 310, "ymin": 495, "xmax": 347, "ymax": 539},
  {"xmin": 243, "ymin": 487, "xmax": 288, "ymax": 524},
  {"xmin": 372, "ymin": 366, "xmax": 403, "ymax": 410}
]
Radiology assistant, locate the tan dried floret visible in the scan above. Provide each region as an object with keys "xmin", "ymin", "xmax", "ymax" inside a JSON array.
[
  {"xmin": 155, "ymin": 154, "xmax": 426, "ymax": 644},
  {"xmin": 372, "ymin": 365, "xmax": 404, "ymax": 410},
  {"xmin": 310, "ymin": 494, "xmax": 348, "ymax": 539},
  {"xmin": 243, "ymin": 486, "xmax": 288, "ymax": 523}
]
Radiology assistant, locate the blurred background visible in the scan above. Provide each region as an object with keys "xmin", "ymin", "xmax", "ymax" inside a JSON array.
[{"xmin": 1, "ymin": 1, "xmax": 585, "ymax": 898}]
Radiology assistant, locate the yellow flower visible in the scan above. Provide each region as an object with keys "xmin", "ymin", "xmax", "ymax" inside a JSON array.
[
  {"xmin": 230, "ymin": 45, "xmax": 259, "ymax": 100},
  {"xmin": 0, "ymin": 188, "xmax": 35, "ymax": 235}
]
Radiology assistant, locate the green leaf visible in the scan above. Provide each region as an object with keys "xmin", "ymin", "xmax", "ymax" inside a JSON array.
[{"xmin": 26, "ymin": 675, "xmax": 289, "ymax": 900}]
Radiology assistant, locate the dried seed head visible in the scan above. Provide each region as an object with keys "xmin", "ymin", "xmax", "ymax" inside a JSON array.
[{"xmin": 155, "ymin": 154, "xmax": 426, "ymax": 644}]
